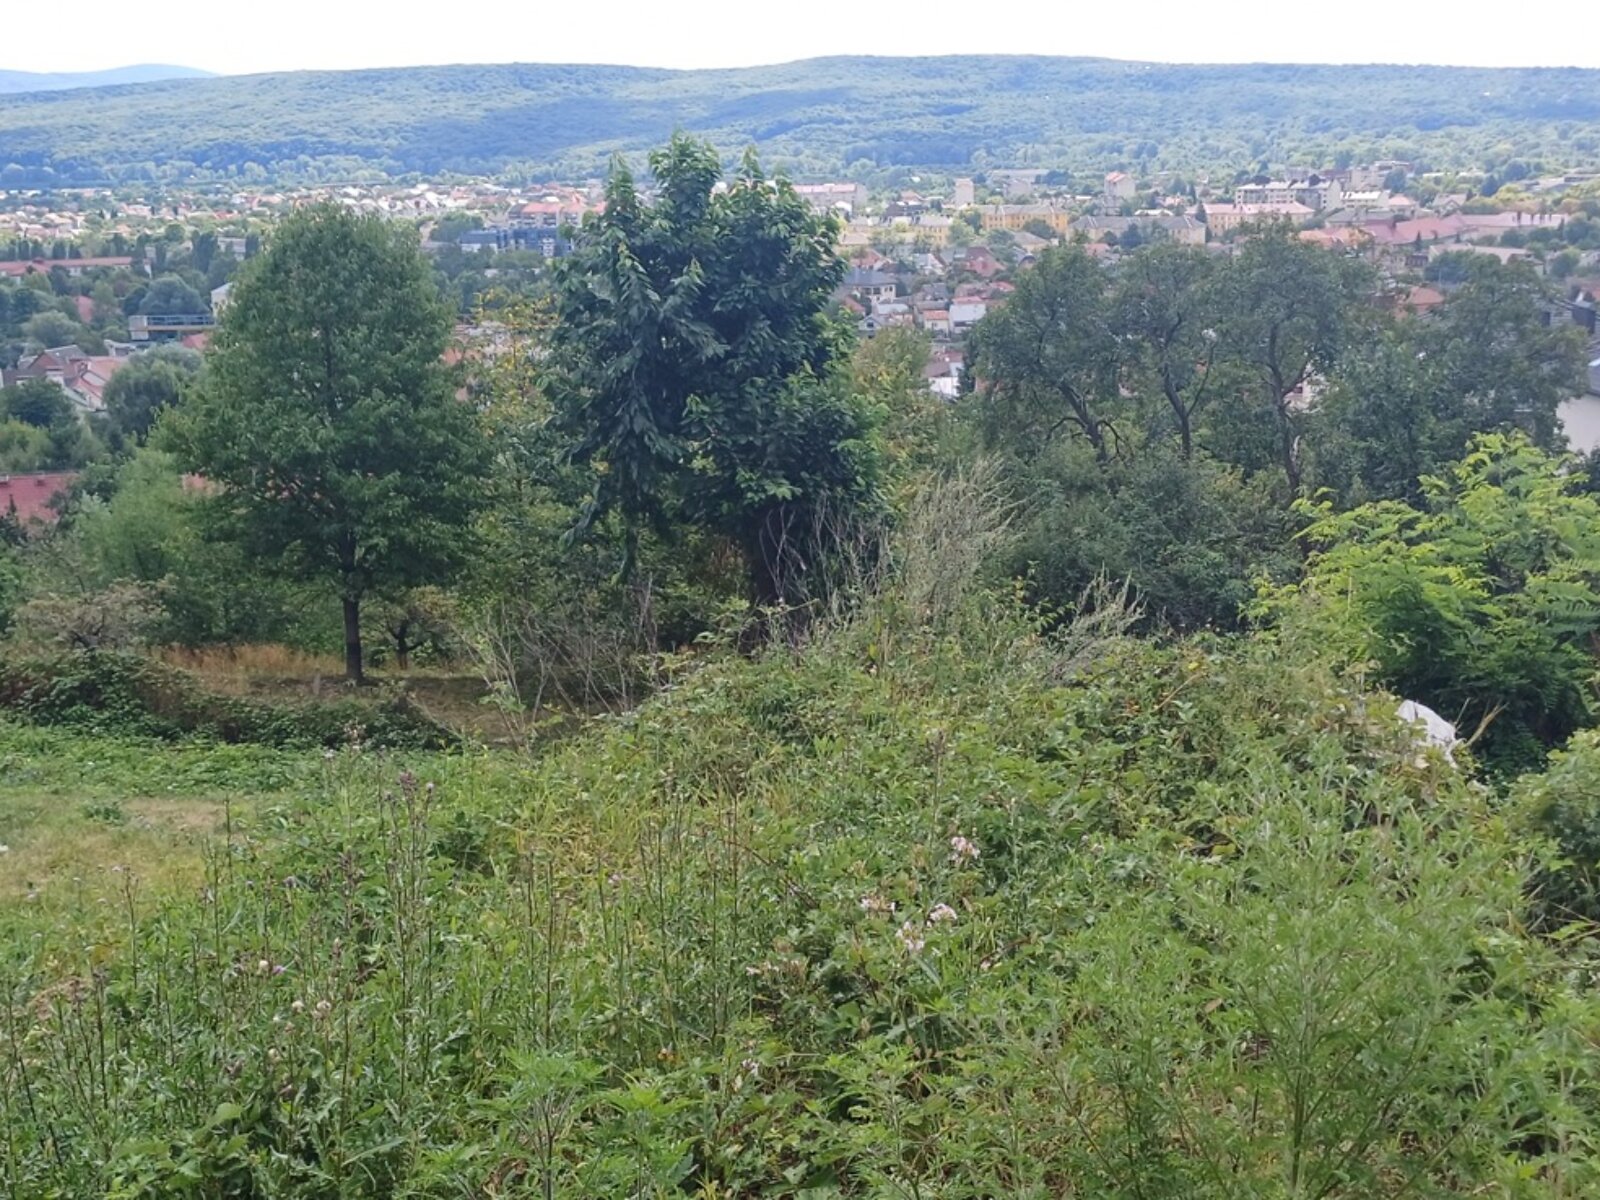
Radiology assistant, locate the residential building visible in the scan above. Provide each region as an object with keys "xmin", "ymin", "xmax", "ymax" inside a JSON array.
[
  {"xmin": 949, "ymin": 298, "xmax": 988, "ymax": 328},
  {"xmin": 840, "ymin": 267, "xmax": 899, "ymax": 304},
  {"xmin": 954, "ymin": 246, "xmax": 1003, "ymax": 278},
  {"xmin": 1203, "ymin": 202, "xmax": 1314, "ymax": 235},
  {"xmin": 913, "ymin": 214, "xmax": 953, "ymax": 246},
  {"xmin": 793, "ymin": 183, "xmax": 868, "ymax": 215},
  {"xmin": 1234, "ymin": 178, "xmax": 1342, "ymax": 211},
  {"xmin": 1346, "ymin": 161, "xmax": 1413, "ymax": 191},
  {"xmin": 458, "ymin": 229, "xmax": 505, "ymax": 253},
  {"xmin": 992, "ymin": 169, "xmax": 1046, "ymax": 199},
  {"xmin": 0, "ymin": 470, "xmax": 78, "ymax": 527},
  {"xmin": 129, "ymin": 313, "xmax": 217, "ymax": 344},
  {"xmin": 976, "ymin": 204, "xmax": 1072, "ymax": 235},
  {"xmin": 953, "ymin": 177, "xmax": 976, "ymax": 207},
  {"xmin": 1072, "ymin": 215, "xmax": 1205, "ymax": 246},
  {"xmin": 61, "ymin": 356, "xmax": 126, "ymax": 412},
  {"xmin": 0, "ymin": 255, "xmax": 135, "ymax": 279},
  {"xmin": 2, "ymin": 347, "xmax": 85, "ymax": 389},
  {"xmin": 1104, "ymin": 172, "xmax": 1136, "ymax": 204}
]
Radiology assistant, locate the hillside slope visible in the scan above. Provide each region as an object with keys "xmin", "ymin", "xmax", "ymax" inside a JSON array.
[
  {"xmin": 6, "ymin": 583, "xmax": 1598, "ymax": 1193},
  {"xmin": 1, "ymin": 55, "xmax": 1597, "ymax": 183}
]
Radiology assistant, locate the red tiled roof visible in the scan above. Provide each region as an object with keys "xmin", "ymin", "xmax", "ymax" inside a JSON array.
[
  {"xmin": 0, "ymin": 256, "xmax": 134, "ymax": 278},
  {"xmin": 1402, "ymin": 286, "xmax": 1446, "ymax": 311},
  {"xmin": 1362, "ymin": 215, "xmax": 1468, "ymax": 247},
  {"xmin": 0, "ymin": 471, "xmax": 77, "ymax": 525}
]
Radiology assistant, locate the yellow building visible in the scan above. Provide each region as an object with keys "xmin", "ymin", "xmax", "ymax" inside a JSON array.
[{"xmin": 976, "ymin": 204, "xmax": 1072, "ymax": 235}]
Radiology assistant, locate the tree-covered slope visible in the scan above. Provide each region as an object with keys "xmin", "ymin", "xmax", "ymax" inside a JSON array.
[
  {"xmin": 0, "ymin": 64, "xmax": 212, "ymax": 95},
  {"xmin": 1, "ymin": 55, "xmax": 1598, "ymax": 183}
]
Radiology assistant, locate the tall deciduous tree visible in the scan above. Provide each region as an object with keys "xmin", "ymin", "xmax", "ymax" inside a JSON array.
[
  {"xmin": 1313, "ymin": 259, "xmax": 1585, "ymax": 504},
  {"xmin": 103, "ymin": 346, "xmax": 201, "ymax": 447},
  {"xmin": 971, "ymin": 244, "xmax": 1118, "ymax": 462},
  {"xmin": 547, "ymin": 136, "xmax": 880, "ymax": 609},
  {"xmin": 167, "ymin": 203, "xmax": 488, "ymax": 681},
  {"xmin": 1112, "ymin": 243, "xmax": 1221, "ymax": 460},
  {"xmin": 1216, "ymin": 225, "xmax": 1372, "ymax": 494},
  {"xmin": 139, "ymin": 274, "xmax": 206, "ymax": 316}
]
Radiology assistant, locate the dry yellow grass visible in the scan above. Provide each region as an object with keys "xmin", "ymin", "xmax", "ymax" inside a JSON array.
[
  {"xmin": 155, "ymin": 642, "xmax": 347, "ymax": 680},
  {"xmin": 0, "ymin": 793, "xmax": 235, "ymax": 924}
]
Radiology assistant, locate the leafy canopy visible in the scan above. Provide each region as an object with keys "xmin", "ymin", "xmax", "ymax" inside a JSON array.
[
  {"xmin": 548, "ymin": 136, "xmax": 880, "ymax": 605},
  {"xmin": 165, "ymin": 203, "xmax": 489, "ymax": 679},
  {"xmin": 1264, "ymin": 433, "xmax": 1600, "ymax": 770}
]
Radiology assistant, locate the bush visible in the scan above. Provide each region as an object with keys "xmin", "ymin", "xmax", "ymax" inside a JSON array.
[
  {"xmin": 0, "ymin": 651, "xmax": 456, "ymax": 749},
  {"xmin": 1514, "ymin": 728, "xmax": 1600, "ymax": 929}
]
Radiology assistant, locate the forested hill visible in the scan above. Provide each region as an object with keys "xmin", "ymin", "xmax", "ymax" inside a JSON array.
[
  {"xmin": 0, "ymin": 65, "xmax": 212, "ymax": 95},
  {"xmin": 2, "ymin": 55, "xmax": 1599, "ymax": 184}
]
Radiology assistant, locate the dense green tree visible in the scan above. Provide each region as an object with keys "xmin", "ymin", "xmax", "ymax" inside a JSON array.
[
  {"xmin": 138, "ymin": 273, "xmax": 206, "ymax": 316},
  {"xmin": 190, "ymin": 230, "xmax": 218, "ymax": 275},
  {"xmin": 547, "ymin": 136, "xmax": 881, "ymax": 609},
  {"xmin": 165, "ymin": 203, "xmax": 490, "ymax": 681},
  {"xmin": 1007, "ymin": 443, "xmax": 1297, "ymax": 629},
  {"xmin": 1214, "ymin": 225, "xmax": 1373, "ymax": 494},
  {"xmin": 0, "ymin": 419, "xmax": 52, "ymax": 472},
  {"xmin": 1111, "ymin": 243, "xmax": 1221, "ymax": 460},
  {"xmin": 1311, "ymin": 328, "xmax": 1445, "ymax": 504},
  {"xmin": 21, "ymin": 309, "xmax": 84, "ymax": 349},
  {"xmin": 970, "ymin": 245, "xmax": 1118, "ymax": 462},
  {"xmin": 1314, "ymin": 264, "xmax": 1584, "ymax": 504},
  {"xmin": 102, "ymin": 347, "xmax": 202, "ymax": 446},
  {"xmin": 1420, "ymin": 258, "xmax": 1585, "ymax": 449},
  {"xmin": 3, "ymin": 377, "xmax": 73, "ymax": 429}
]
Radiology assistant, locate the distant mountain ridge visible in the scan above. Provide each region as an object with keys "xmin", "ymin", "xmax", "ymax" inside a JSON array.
[
  {"xmin": 0, "ymin": 56, "xmax": 1596, "ymax": 183},
  {"xmin": 0, "ymin": 64, "xmax": 212, "ymax": 95}
]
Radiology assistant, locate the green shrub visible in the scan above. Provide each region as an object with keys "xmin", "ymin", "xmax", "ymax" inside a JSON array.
[
  {"xmin": 0, "ymin": 651, "xmax": 455, "ymax": 749},
  {"xmin": 1514, "ymin": 728, "xmax": 1600, "ymax": 930}
]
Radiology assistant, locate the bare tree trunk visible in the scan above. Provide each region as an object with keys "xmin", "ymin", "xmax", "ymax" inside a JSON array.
[
  {"xmin": 1275, "ymin": 399, "xmax": 1302, "ymax": 496},
  {"xmin": 343, "ymin": 595, "xmax": 365, "ymax": 684},
  {"xmin": 393, "ymin": 619, "xmax": 412, "ymax": 671},
  {"xmin": 1164, "ymin": 380, "xmax": 1193, "ymax": 460}
]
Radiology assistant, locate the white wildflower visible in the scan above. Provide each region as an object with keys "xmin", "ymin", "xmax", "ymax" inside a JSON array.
[
  {"xmin": 897, "ymin": 921, "xmax": 926, "ymax": 955},
  {"xmin": 949, "ymin": 835, "xmax": 980, "ymax": 866},
  {"xmin": 928, "ymin": 903, "xmax": 958, "ymax": 924}
]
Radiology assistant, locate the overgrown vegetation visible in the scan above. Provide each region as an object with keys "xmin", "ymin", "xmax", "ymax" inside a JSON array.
[
  {"xmin": 6, "ymin": 133, "xmax": 1600, "ymax": 1195},
  {"xmin": 5, "ymin": 492, "xmax": 1600, "ymax": 1193}
]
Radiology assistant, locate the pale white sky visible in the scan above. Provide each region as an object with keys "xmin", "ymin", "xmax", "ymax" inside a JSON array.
[{"xmin": 13, "ymin": 0, "xmax": 1600, "ymax": 74}]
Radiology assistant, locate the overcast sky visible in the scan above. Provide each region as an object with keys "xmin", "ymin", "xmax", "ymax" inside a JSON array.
[{"xmin": 16, "ymin": 0, "xmax": 1600, "ymax": 74}]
